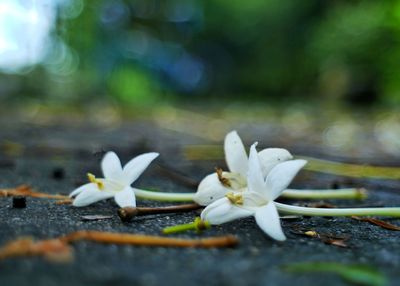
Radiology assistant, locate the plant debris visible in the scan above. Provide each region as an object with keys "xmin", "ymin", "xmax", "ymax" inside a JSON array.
[
  {"xmin": 0, "ymin": 185, "xmax": 69, "ymax": 200},
  {"xmin": 283, "ymin": 262, "xmax": 387, "ymax": 286},
  {"xmin": 0, "ymin": 237, "xmax": 73, "ymax": 263},
  {"xmin": 291, "ymin": 226, "xmax": 349, "ymax": 248},
  {"xmin": 352, "ymin": 216, "xmax": 400, "ymax": 231},
  {"xmin": 81, "ymin": 215, "xmax": 114, "ymax": 221},
  {"xmin": 0, "ymin": 231, "xmax": 239, "ymax": 261},
  {"xmin": 118, "ymin": 203, "xmax": 202, "ymax": 222}
]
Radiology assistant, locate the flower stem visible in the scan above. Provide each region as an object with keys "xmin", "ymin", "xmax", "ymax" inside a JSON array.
[
  {"xmin": 275, "ymin": 202, "xmax": 400, "ymax": 217},
  {"xmin": 134, "ymin": 188, "xmax": 367, "ymax": 202},
  {"xmin": 282, "ymin": 188, "xmax": 367, "ymax": 200},
  {"xmin": 134, "ymin": 189, "xmax": 195, "ymax": 202},
  {"xmin": 162, "ymin": 217, "xmax": 210, "ymax": 234},
  {"xmin": 118, "ymin": 204, "xmax": 202, "ymax": 222}
]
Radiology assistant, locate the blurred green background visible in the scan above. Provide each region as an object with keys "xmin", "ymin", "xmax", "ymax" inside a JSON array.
[{"xmin": 2, "ymin": 0, "xmax": 400, "ymax": 108}]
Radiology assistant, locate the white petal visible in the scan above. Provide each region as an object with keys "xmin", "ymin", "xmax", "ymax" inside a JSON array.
[
  {"xmin": 201, "ymin": 197, "xmax": 253, "ymax": 225},
  {"xmin": 101, "ymin": 151, "xmax": 123, "ymax": 181},
  {"xmin": 69, "ymin": 183, "xmax": 95, "ymax": 197},
  {"xmin": 224, "ymin": 131, "xmax": 248, "ymax": 177},
  {"xmin": 265, "ymin": 159, "xmax": 307, "ymax": 200},
  {"xmin": 258, "ymin": 148, "xmax": 293, "ymax": 177},
  {"xmin": 193, "ymin": 173, "xmax": 232, "ymax": 206},
  {"xmin": 72, "ymin": 188, "xmax": 114, "ymax": 207},
  {"xmin": 254, "ymin": 202, "xmax": 286, "ymax": 241},
  {"xmin": 122, "ymin": 152, "xmax": 159, "ymax": 185},
  {"xmin": 247, "ymin": 143, "xmax": 267, "ymax": 196},
  {"xmin": 114, "ymin": 186, "xmax": 136, "ymax": 208}
]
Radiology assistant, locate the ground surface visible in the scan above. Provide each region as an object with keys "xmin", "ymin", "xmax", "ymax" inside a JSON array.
[{"xmin": 0, "ymin": 111, "xmax": 399, "ymax": 286}]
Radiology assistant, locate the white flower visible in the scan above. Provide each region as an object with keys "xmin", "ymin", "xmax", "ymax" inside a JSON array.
[
  {"xmin": 201, "ymin": 143, "xmax": 307, "ymax": 241},
  {"xmin": 69, "ymin": 151, "xmax": 159, "ymax": 207},
  {"xmin": 194, "ymin": 131, "xmax": 293, "ymax": 206}
]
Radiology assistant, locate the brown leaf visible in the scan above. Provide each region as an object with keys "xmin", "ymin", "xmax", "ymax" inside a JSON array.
[
  {"xmin": 352, "ymin": 216, "xmax": 400, "ymax": 231},
  {"xmin": 320, "ymin": 237, "xmax": 348, "ymax": 248}
]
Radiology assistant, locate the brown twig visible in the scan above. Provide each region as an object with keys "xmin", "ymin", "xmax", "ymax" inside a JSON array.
[
  {"xmin": 0, "ymin": 185, "xmax": 69, "ymax": 200},
  {"xmin": 0, "ymin": 237, "xmax": 73, "ymax": 262},
  {"xmin": 118, "ymin": 203, "xmax": 202, "ymax": 222},
  {"xmin": 61, "ymin": 230, "xmax": 238, "ymax": 248}
]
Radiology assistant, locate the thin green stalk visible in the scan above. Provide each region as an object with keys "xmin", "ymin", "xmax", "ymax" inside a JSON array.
[
  {"xmin": 275, "ymin": 202, "xmax": 400, "ymax": 217},
  {"xmin": 282, "ymin": 188, "xmax": 367, "ymax": 200},
  {"xmin": 134, "ymin": 189, "xmax": 195, "ymax": 202},
  {"xmin": 134, "ymin": 188, "xmax": 367, "ymax": 202}
]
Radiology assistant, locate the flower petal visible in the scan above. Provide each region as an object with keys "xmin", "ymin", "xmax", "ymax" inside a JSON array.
[
  {"xmin": 69, "ymin": 183, "xmax": 95, "ymax": 197},
  {"xmin": 224, "ymin": 131, "xmax": 248, "ymax": 177},
  {"xmin": 258, "ymin": 148, "xmax": 293, "ymax": 178},
  {"xmin": 247, "ymin": 143, "xmax": 267, "ymax": 196},
  {"xmin": 193, "ymin": 173, "xmax": 232, "ymax": 206},
  {"xmin": 101, "ymin": 151, "xmax": 123, "ymax": 181},
  {"xmin": 114, "ymin": 186, "xmax": 136, "ymax": 208},
  {"xmin": 265, "ymin": 159, "xmax": 307, "ymax": 200},
  {"xmin": 72, "ymin": 187, "xmax": 114, "ymax": 207},
  {"xmin": 201, "ymin": 197, "xmax": 253, "ymax": 225},
  {"xmin": 122, "ymin": 152, "xmax": 159, "ymax": 185},
  {"xmin": 254, "ymin": 202, "xmax": 286, "ymax": 241}
]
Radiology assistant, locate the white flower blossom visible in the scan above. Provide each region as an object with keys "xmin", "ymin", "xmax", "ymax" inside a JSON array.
[
  {"xmin": 194, "ymin": 131, "xmax": 293, "ymax": 206},
  {"xmin": 201, "ymin": 143, "xmax": 307, "ymax": 241},
  {"xmin": 70, "ymin": 151, "xmax": 159, "ymax": 207}
]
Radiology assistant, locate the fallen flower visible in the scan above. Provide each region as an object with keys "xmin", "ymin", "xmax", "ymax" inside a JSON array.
[
  {"xmin": 69, "ymin": 151, "xmax": 158, "ymax": 207},
  {"xmin": 193, "ymin": 131, "xmax": 366, "ymax": 206},
  {"xmin": 194, "ymin": 131, "xmax": 293, "ymax": 206},
  {"xmin": 201, "ymin": 143, "xmax": 307, "ymax": 241}
]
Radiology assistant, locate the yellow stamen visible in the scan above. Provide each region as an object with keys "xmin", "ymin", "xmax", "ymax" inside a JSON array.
[
  {"xmin": 226, "ymin": 192, "xmax": 243, "ymax": 205},
  {"xmin": 87, "ymin": 173, "xmax": 104, "ymax": 190},
  {"xmin": 215, "ymin": 168, "xmax": 231, "ymax": 187}
]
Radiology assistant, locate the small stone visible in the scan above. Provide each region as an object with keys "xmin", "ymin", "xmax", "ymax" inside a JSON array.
[
  {"xmin": 12, "ymin": 196, "xmax": 26, "ymax": 208},
  {"xmin": 52, "ymin": 167, "xmax": 65, "ymax": 180}
]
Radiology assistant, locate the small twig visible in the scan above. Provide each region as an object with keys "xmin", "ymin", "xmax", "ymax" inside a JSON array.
[
  {"xmin": 0, "ymin": 185, "xmax": 69, "ymax": 200},
  {"xmin": 118, "ymin": 203, "xmax": 202, "ymax": 222},
  {"xmin": 0, "ymin": 237, "xmax": 73, "ymax": 262},
  {"xmin": 61, "ymin": 230, "xmax": 238, "ymax": 248}
]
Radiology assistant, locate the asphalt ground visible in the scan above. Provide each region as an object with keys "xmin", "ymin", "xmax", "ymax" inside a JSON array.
[{"xmin": 0, "ymin": 117, "xmax": 399, "ymax": 286}]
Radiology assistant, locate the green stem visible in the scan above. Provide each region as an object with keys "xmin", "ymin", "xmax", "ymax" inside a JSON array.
[
  {"xmin": 275, "ymin": 202, "xmax": 400, "ymax": 217},
  {"xmin": 282, "ymin": 188, "xmax": 367, "ymax": 200},
  {"xmin": 134, "ymin": 188, "xmax": 367, "ymax": 202},
  {"xmin": 134, "ymin": 189, "xmax": 195, "ymax": 202},
  {"xmin": 163, "ymin": 217, "xmax": 210, "ymax": 234}
]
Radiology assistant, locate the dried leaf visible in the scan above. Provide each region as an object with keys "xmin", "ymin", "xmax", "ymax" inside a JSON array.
[
  {"xmin": 81, "ymin": 215, "xmax": 113, "ymax": 221},
  {"xmin": 321, "ymin": 238, "xmax": 348, "ymax": 248},
  {"xmin": 352, "ymin": 216, "xmax": 400, "ymax": 231},
  {"xmin": 284, "ymin": 262, "xmax": 387, "ymax": 286},
  {"xmin": 291, "ymin": 226, "xmax": 349, "ymax": 248}
]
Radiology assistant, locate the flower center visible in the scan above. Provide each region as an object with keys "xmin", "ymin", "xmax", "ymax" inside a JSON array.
[
  {"xmin": 226, "ymin": 192, "xmax": 243, "ymax": 205},
  {"xmin": 87, "ymin": 173, "xmax": 104, "ymax": 190},
  {"xmin": 216, "ymin": 168, "xmax": 246, "ymax": 190}
]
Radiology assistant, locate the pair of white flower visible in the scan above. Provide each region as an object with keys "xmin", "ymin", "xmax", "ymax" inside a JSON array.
[
  {"xmin": 200, "ymin": 141, "xmax": 306, "ymax": 241},
  {"xmin": 70, "ymin": 151, "xmax": 159, "ymax": 208},
  {"xmin": 194, "ymin": 131, "xmax": 297, "ymax": 206}
]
